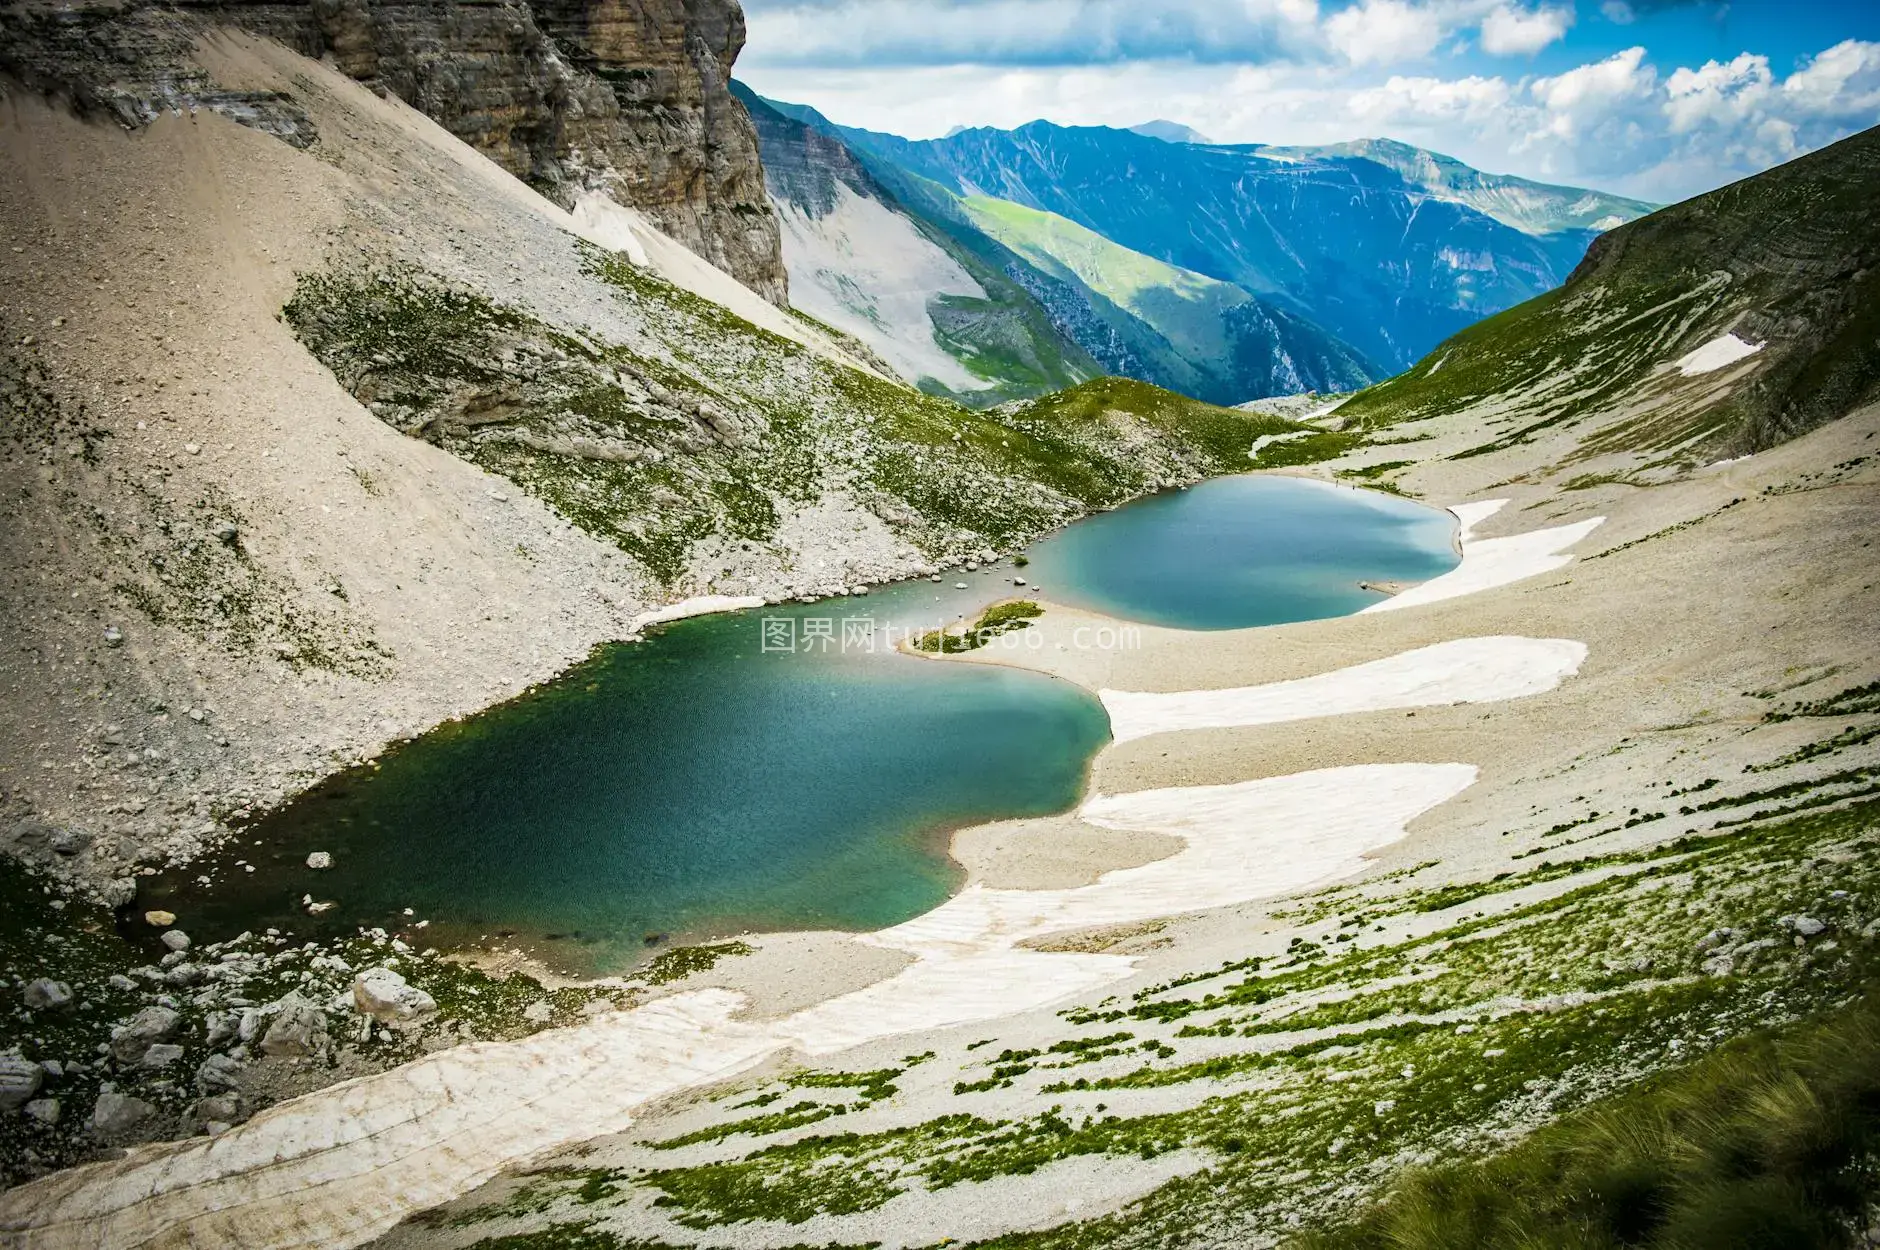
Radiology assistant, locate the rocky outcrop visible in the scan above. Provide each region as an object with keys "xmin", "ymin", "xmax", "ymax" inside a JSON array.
[{"xmin": 0, "ymin": 0, "xmax": 787, "ymax": 303}]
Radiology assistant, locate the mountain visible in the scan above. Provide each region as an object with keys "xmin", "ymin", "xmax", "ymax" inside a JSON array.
[
  {"xmin": 0, "ymin": 4, "xmax": 1309, "ymax": 928},
  {"xmin": 737, "ymin": 85, "xmax": 1103, "ymax": 402},
  {"xmin": 741, "ymin": 87, "xmax": 1376, "ymax": 407},
  {"xmin": 1130, "ymin": 119, "xmax": 1211, "ymax": 144},
  {"xmin": 1338, "ymin": 124, "xmax": 1880, "ymax": 460},
  {"xmin": 777, "ymin": 110, "xmax": 1657, "ymax": 375},
  {"xmin": 1269, "ymin": 137, "xmax": 1657, "ymax": 235},
  {"xmin": 0, "ymin": 0, "xmax": 790, "ymax": 303}
]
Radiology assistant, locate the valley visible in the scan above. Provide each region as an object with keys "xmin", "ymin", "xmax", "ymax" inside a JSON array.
[{"xmin": 0, "ymin": 3, "xmax": 1876, "ymax": 1249}]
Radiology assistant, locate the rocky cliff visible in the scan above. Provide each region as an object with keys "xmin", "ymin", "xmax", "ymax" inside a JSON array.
[{"xmin": 0, "ymin": 0, "xmax": 788, "ymax": 303}]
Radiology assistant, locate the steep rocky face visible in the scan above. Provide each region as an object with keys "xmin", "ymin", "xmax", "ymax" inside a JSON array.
[
  {"xmin": 784, "ymin": 112, "xmax": 1646, "ymax": 372},
  {"xmin": 0, "ymin": 0, "xmax": 787, "ymax": 304}
]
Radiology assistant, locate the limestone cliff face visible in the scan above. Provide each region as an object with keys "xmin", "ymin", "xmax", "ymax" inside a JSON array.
[{"xmin": 0, "ymin": 0, "xmax": 788, "ymax": 303}]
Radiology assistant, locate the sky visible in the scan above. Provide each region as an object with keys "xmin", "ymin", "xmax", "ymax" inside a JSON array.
[{"xmin": 736, "ymin": 0, "xmax": 1880, "ymax": 202}]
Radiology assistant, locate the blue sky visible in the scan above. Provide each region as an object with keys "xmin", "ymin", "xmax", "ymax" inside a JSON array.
[{"xmin": 736, "ymin": 0, "xmax": 1880, "ymax": 201}]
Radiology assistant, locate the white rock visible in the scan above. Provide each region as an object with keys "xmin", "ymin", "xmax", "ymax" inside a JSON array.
[
  {"xmin": 91, "ymin": 1090, "xmax": 155, "ymax": 1135},
  {"xmin": 306, "ymin": 851, "xmax": 333, "ymax": 870},
  {"xmin": 351, "ymin": 968, "xmax": 437, "ymax": 1025},
  {"xmin": 160, "ymin": 929, "xmax": 192, "ymax": 953}
]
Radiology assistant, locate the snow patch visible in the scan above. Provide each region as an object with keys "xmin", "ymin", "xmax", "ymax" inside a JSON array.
[
  {"xmin": 1102, "ymin": 637, "xmax": 1587, "ymax": 744},
  {"xmin": 1249, "ymin": 430, "xmax": 1311, "ymax": 459},
  {"xmin": 1361, "ymin": 500, "xmax": 1603, "ymax": 613},
  {"xmin": 783, "ymin": 763, "xmax": 1477, "ymax": 1052},
  {"xmin": 1674, "ymin": 333, "xmax": 1763, "ymax": 377}
]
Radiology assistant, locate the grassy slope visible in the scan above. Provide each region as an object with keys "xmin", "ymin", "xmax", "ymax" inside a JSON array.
[
  {"xmin": 1299, "ymin": 991, "xmax": 1880, "ymax": 1250},
  {"xmin": 959, "ymin": 195, "xmax": 1244, "ymax": 345},
  {"xmin": 434, "ymin": 736, "xmax": 1880, "ymax": 1248},
  {"xmin": 1335, "ymin": 125, "xmax": 1880, "ymax": 460},
  {"xmin": 282, "ymin": 251, "xmax": 1297, "ymax": 585},
  {"xmin": 736, "ymin": 82, "xmax": 1100, "ymax": 407}
]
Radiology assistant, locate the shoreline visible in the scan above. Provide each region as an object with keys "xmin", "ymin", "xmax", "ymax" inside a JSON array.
[{"xmin": 0, "ymin": 490, "xmax": 1616, "ymax": 1248}]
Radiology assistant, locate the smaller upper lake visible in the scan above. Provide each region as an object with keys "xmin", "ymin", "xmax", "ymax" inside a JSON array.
[
  {"xmin": 135, "ymin": 476, "xmax": 1458, "ymax": 971},
  {"xmin": 1021, "ymin": 475, "xmax": 1458, "ymax": 629}
]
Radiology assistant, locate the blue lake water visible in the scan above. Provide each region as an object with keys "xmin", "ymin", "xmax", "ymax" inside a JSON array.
[{"xmin": 138, "ymin": 477, "xmax": 1457, "ymax": 971}]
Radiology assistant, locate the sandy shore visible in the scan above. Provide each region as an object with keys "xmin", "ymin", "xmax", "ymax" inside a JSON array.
[
  {"xmin": 7, "ymin": 396, "xmax": 1879, "ymax": 1248},
  {"xmin": 0, "ymin": 480, "xmax": 1621, "ymax": 1248}
]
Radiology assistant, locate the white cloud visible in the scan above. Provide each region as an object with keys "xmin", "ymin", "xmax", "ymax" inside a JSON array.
[
  {"xmin": 1528, "ymin": 45, "xmax": 1655, "ymax": 138},
  {"xmin": 1781, "ymin": 39, "xmax": 1880, "ymax": 116},
  {"xmin": 739, "ymin": 26, "xmax": 1880, "ymax": 205},
  {"xmin": 1324, "ymin": 0, "xmax": 1445, "ymax": 65},
  {"xmin": 1348, "ymin": 73, "xmax": 1513, "ymax": 124},
  {"xmin": 1664, "ymin": 53, "xmax": 1773, "ymax": 133},
  {"xmin": 1479, "ymin": 4, "xmax": 1573, "ymax": 56}
]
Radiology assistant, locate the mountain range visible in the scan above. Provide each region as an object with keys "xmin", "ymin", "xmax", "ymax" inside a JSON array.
[{"xmin": 739, "ymin": 85, "xmax": 1658, "ymax": 407}]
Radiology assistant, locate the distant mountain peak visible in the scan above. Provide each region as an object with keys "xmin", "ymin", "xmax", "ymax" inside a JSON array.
[
  {"xmin": 1257, "ymin": 137, "xmax": 1658, "ymax": 236},
  {"xmin": 1129, "ymin": 120, "xmax": 1212, "ymax": 145}
]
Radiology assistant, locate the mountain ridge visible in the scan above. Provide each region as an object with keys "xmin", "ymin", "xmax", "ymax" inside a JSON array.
[{"xmin": 749, "ymin": 95, "xmax": 1657, "ymax": 389}]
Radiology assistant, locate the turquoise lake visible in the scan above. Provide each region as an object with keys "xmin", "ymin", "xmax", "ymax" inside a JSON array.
[{"xmin": 137, "ymin": 477, "xmax": 1457, "ymax": 971}]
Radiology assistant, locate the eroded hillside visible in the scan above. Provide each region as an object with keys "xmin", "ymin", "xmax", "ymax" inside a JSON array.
[{"xmin": 0, "ymin": 28, "xmax": 1296, "ymax": 919}]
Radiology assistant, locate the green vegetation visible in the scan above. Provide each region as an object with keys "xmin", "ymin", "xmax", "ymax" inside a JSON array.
[
  {"xmin": 283, "ymin": 259, "xmax": 1306, "ymax": 586},
  {"xmin": 637, "ymin": 941, "xmax": 754, "ymax": 987},
  {"xmin": 1334, "ymin": 126, "xmax": 1880, "ymax": 461},
  {"xmin": 913, "ymin": 600, "xmax": 1043, "ymax": 653},
  {"xmin": 1297, "ymin": 991, "xmax": 1880, "ymax": 1250},
  {"xmin": 440, "ymin": 768, "xmax": 1878, "ymax": 1244}
]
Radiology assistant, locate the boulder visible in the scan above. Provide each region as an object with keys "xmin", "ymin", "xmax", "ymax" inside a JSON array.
[
  {"xmin": 259, "ymin": 996, "xmax": 327, "ymax": 1058},
  {"xmin": 11, "ymin": 821, "xmax": 51, "ymax": 852},
  {"xmin": 204, "ymin": 1011, "xmax": 240, "ymax": 1049},
  {"xmin": 91, "ymin": 1090, "xmax": 156, "ymax": 1137},
  {"xmin": 140, "ymin": 1043, "xmax": 185, "ymax": 1070},
  {"xmin": 351, "ymin": 967, "xmax": 437, "ymax": 1025},
  {"xmin": 110, "ymin": 1006, "xmax": 182, "ymax": 1064},
  {"xmin": 50, "ymin": 829, "xmax": 93, "ymax": 857},
  {"xmin": 160, "ymin": 929, "xmax": 192, "ymax": 953},
  {"xmin": 190, "ymin": 1093, "xmax": 241, "ymax": 1124},
  {"xmin": 1789, "ymin": 915, "xmax": 1827, "ymax": 938},
  {"xmin": 0, "ymin": 1056, "xmax": 45, "ymax": 1111},
  {"xmin": 143, "ymin": 910, "xmax": 176, "ymax": 928},
  {"xmin": 22, "ymin": 979, "xmax": 74, "ymax": 1012},
  {"xmin": 306, "ymin": 851, "xmax": 333, "ymax": 870},
  {"xmin": 24, "ymin": 1098, "xmax": 59, "ymax": 1125},
  {"xmin": 194, "ymin": 1053, "xmax": 243, "ymax": 1095}
]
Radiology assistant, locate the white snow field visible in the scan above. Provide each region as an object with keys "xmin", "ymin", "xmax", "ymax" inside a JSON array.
[
  {"xmin": 1675, "ymin": 332, "xmax": 1764, "ymax": 377},
  {"xmin": 1102, "ymin": 636, "xmax": 1589, "ymax": 744},
  {"xmin": 1362, "ymin": 500, "xmax": 1604, "ymax": 613}
]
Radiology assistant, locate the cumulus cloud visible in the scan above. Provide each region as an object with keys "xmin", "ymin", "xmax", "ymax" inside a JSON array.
[
  {"xmin": 737, "ymin": 0, "xmax": 1880, "ymax": 205},
  {"xmin": 1478, "ymin": 4, "xmax": 1573, "ymax": 56},
  {"xmin": 1527, "ymin": 45, "xmax": 1656, "ymax": 138},
  {"xmin": 1348, "ymin": 73, "xmax": 1513, "ymax": 124},
  {"xmin": 1324, "ymin": 0, "xmax": 1446, "ymax": 65},
  {"xmin": 1665, "ymin": 52, "xmax": 1774, "ymax": 133}
]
